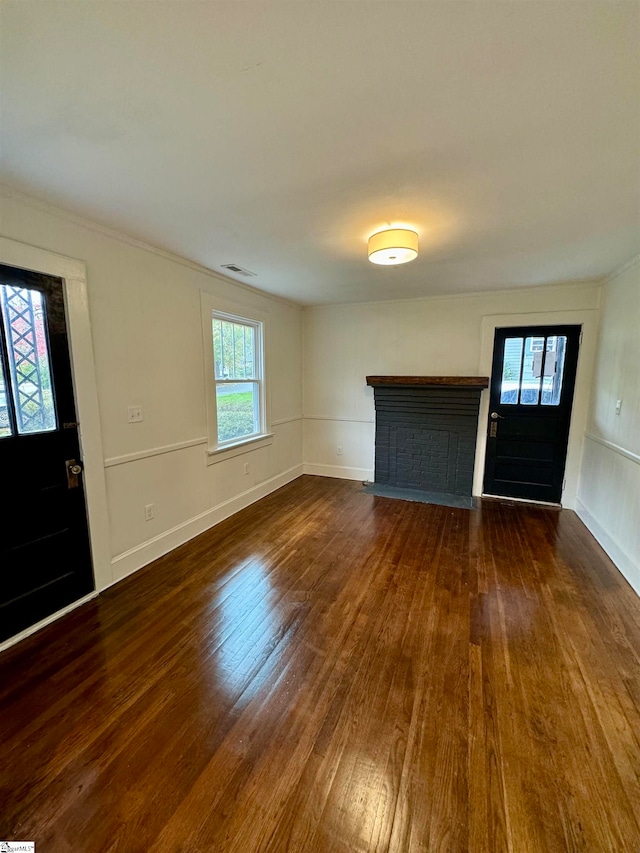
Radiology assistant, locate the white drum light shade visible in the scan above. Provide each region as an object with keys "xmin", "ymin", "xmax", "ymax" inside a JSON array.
[{"xmin": 368, "ymin": 229, "xmax": 419, "ymax": 265}]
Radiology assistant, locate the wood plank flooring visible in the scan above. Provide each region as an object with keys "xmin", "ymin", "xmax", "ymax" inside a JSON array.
[{"xmin": 1, "ymin": 475, "xmax": 639, "ymax": 852}]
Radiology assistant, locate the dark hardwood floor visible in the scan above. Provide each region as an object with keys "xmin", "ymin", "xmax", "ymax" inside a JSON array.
[{"xmin": 1, "ymin": 475, "xmax": 639, "ymax": 852}]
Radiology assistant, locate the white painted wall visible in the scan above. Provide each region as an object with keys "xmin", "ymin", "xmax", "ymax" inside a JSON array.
[
  {"xmin": 577, "ymin": 255, "xmax": 640, "ymax": 595},
  {"xmin": 3, "ymin": 183, "xmax": 634, "ymax": 650},
  {"xmin": 303, "ymin": 282, "xmax": 601, "ymax": 508},
  {"xmin": 0, "ymin": 189, "xmax": 303, "ymax": 593}
]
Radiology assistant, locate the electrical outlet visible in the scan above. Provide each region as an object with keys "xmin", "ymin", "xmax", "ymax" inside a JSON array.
[
  {"xmin": 243, "ymin": 462, "xmax": 249, "ymax": 475},
  {"xmin": 128, "ymin": 405, "xmax": 143, "ymax": 423},
  {"xmin": 615, "ymin": 399, "xmax": 622, "ymax": 415},
  {"xmin": 336, "ymin": 445, "xmax": 343, "ymax": 456},
  {"xmin": 144, "ymin": 503, "xmax": 154, "ymax": 521}
]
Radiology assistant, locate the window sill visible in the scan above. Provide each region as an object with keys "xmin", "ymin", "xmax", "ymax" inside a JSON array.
[{"xmin": 206, "ymin": 433, "xmax": 273, "ymax": 465}]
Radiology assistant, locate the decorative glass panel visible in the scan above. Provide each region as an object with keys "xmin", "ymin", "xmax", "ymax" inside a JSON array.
[
  {"xmin": 541, "ymin": 336, "xmax": 567, "ymax": 406},
  {"xmin": 520, "ymin": 337, "xmax": 542, "ymax": 405},
  {"xmin": 216, "ymin": 381, "xmax": 259, "ymax": 443},
  {"xmin": 0, "ymin": 356, "xmax": 12, "ymax": 438},
  {"xmin": 500, "ymin": 337, "xmax": 523, "ymax": 404},
  {"xmin": 0, "ymin": 286, "xmax": 56, "ymax": 434}
]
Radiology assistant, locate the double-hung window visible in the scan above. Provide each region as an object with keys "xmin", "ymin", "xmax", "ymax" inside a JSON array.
[
  {"xmin": 209, "ymin": 309, "xmax": 267, "ymax": 453},
  {"xmin": 213, "ymin": 312, "xmax": 262, "ymax": 444},
  {"xmin": 201, "ymin": 291, "xmax": 271, "ymax": 462}
]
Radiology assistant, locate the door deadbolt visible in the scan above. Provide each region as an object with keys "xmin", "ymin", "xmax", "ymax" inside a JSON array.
[{"xmin": 66, "ymin": 459, "xmax": 83, "ymax": 489}]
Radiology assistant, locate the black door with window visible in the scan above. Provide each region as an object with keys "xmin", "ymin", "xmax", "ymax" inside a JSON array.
[
  {"xmin": 0, "ymin": 264, "xmax": 94, "ymax": 642},
  {"xmin": 483, "ymin": 325, "xmax": 581, "ymax": 504}
]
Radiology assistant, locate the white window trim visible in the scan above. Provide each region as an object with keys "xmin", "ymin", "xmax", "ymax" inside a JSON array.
[{"xmin": 200, "ymin": 292, "xmax": 272, "ymax": 464}]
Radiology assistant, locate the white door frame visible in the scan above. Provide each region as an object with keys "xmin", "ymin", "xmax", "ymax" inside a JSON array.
[{"xmin": 0, "ymin": 237, "xmax": 111, "ymax": 597}]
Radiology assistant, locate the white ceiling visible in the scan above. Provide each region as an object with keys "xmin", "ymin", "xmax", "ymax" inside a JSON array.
[{"xmin": 1, "ymin": 1, "xmax": 639, "ymax": 305}]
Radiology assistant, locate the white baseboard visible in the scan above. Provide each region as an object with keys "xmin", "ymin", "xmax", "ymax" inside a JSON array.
[
  {"xmin": 303, "ymin": 463, "xmax": 374, "ymax": 481},
  {"xmin": 109, "ymin": 464, "xmax": 304, "ymax": 585},
  {"xmin": 575, "ymin": 499, "xmax": 640, "ymax": 597},
  {"xmin": 0, "ymin": 591, "xmax": 99, "ymax": 654}
]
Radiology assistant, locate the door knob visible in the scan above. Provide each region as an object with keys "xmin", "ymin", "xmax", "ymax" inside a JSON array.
[
  {"xmin": 490, "ymin": 412, "xmax": 505, "ymax": 420},
  {"xmin": 65, "ymin": 459, "xmax": 83, "ymax": 488}
]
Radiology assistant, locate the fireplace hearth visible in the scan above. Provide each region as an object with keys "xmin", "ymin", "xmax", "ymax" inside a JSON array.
[{"xmin": 366, "ymin": 376, "xmax": 489, "ymax": 503}]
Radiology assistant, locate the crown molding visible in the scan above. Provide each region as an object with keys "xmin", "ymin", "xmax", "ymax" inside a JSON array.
[
  {"xmin": 0, "ymin": 184, "xmax": 302, "ymax": 310},
  {"xmin": 304, "ymin": 275, "xmax": 603, "ymax": 311},
  {"xmin": 602, "ymin": 252, "xmax": 640, "ymax": 284}
]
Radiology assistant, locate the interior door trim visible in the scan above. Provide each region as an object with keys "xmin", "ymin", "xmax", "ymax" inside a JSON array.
[
  {"xmin": 475, "ymin": 306, "xmax": 599, "ymax": 508},
  {"xmin": 0, "ymin": 237, "xmax": 111, "ymax": 594}
]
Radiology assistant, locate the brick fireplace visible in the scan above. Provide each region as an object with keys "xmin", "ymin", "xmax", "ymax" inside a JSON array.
[{"xmin": 366, "ymin": 376, "xmax": 489, "ymax": 499}]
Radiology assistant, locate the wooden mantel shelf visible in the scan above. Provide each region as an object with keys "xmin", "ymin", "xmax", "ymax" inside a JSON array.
[{"xmin": 366, "ymin": 375, "xmax": 490, "ymax": 388}]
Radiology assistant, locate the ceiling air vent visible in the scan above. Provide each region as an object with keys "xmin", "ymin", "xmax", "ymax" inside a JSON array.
[{"xmin": 221, "ymin": 263, "xmax": 257, "ymax": 277}]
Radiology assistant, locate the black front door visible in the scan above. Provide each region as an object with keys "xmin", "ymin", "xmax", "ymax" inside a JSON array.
[
  {"xmin": 483, "ymin": 325, "xmax": 581, "ymax": 504},
  {"xmin": 0, "ymin": 264, "xmax": 94, "ymax": 642}
]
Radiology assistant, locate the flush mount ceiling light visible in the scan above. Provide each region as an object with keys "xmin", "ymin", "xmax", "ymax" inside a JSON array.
[{"xmin": 368, "ymin": 228, "xmax": 419, "ymax": 265}]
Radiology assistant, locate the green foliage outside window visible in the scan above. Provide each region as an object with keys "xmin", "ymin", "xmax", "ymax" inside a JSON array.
[{"xmin": 216, "ymin": 390, "xmax": 255, "ymax": 442}]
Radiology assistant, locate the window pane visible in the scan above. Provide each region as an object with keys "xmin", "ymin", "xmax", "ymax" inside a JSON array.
[
  {"xmin": 213, "ymin": 318, "xmax": 256, "ymax": 380},
  {"xmin": 0, "ymin": 356, "xmax": 12, "ymax": 438},
  {"xmin": 500, "ymin": 337, "xmax": 523, "ymax": 404},
  {"xmin": 243, "ymin": 324, "xmax": 254, "ymax": 377},
  {"xmin": 213, "ymin": 318, "xmax": 224, "ymax": 379},
  {"xmin": 541, "ymin": 336, "xmax": 567, "ymax": 406},
  {"xmin": 0, "ymin": 286, "xmax": 56, "ymax": 434},
  {"xmin": 520, "ymin": 337, "xmax": 541, "ymax": 405},
  {"xmin": 216, "ymin": 381, "xmax": 259, "ymax": 443}
]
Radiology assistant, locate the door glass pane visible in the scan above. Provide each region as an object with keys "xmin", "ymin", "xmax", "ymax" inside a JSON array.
[
  {"xmin": 541, "ymin": 336, "xmax": 567, "ymax": 406},
  {"xmin": 500, "ymin": 337, "xmax": 523, "ymax": 404},
  {"xmin": 216, "ymin": 381, "xmax": 259, "ymax": 443},
  {"xmin": 521, "ymin": 337, "xmax": 542, "ymax": 405},
  {"xmin": 0, "ymin": 356, "xmax": 12, "ymax": 438},
  {"xmin": 0, "ymin": 286, "xmax": 57, "ymax": 434}
]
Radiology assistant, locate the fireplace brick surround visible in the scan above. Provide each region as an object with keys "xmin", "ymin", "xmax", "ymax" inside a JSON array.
[{"xmin": 366, "ymin": 376, "xmax": 489, "ymax": 498}]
